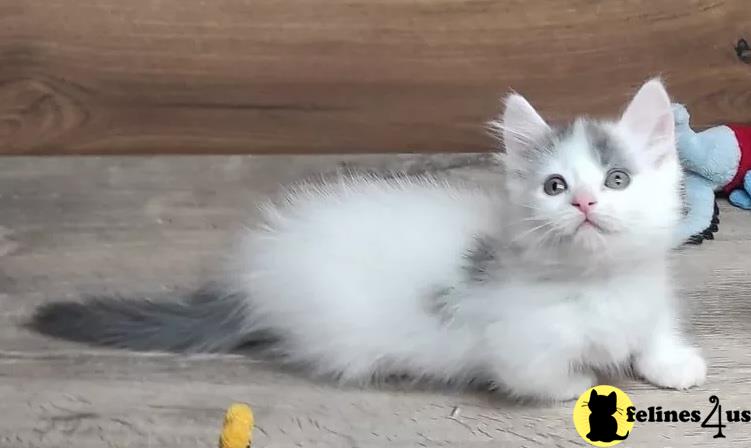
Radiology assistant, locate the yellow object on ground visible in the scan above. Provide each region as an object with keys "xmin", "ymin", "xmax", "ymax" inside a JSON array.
[{"xmin": 219, "ymin": 403, "xmax": 254, "ymax": 448}]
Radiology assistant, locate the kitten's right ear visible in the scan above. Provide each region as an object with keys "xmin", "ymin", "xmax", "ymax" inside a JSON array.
[
  {"xmin": 590, "ymin": 389, "xmax": 598, "ymax": 400},
  {"xmin": 496, "ymin": 93, "xmax": 551, "ymax": 156},
  {"xmin": 618, "ymin": 78, "xmax": 675, "ymax": 164}
]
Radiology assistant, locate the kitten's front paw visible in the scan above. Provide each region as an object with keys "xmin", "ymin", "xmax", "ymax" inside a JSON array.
[{"xmin": 636, "ymin": 347, "xmax": 707, "ymax": 390}]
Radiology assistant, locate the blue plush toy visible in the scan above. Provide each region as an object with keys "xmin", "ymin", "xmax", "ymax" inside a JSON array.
[{"xmin": 674, "ymin": 103, "xmax": 751, "ymax": 244}]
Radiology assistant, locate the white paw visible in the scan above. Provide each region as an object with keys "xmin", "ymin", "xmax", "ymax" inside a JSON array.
[{"xmin": 636, "ymin": 347, "xmax": 707, "ymax": 390}]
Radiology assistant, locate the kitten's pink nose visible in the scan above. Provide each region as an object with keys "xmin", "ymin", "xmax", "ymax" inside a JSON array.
[{"xmin": 572, "ymin": 194, "xmax": 597, "ymax": 214}]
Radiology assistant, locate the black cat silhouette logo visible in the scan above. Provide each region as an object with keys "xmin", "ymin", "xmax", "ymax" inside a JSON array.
[{"xmin": 573, "ymin": 385, "xmax": 635, "ymax": 447}]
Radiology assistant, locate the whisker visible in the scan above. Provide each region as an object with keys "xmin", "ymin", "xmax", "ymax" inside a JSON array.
[
  {"xmin": 508, "ymin": 202, "xmax": 546, "ymax": 212},
  {"xmin": 488, "ymin": 123, "xmax": 541, "ymax": 144},
  {"xmin": 510, "ymin": 221, "xmax": 553, "ymax": 244},
  {"xmin": 531, "ymin": 220, "xmax": 564, "ymax": 248}
]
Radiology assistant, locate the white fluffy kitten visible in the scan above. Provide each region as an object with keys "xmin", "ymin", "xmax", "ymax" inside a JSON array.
[{"xmin": 33, "ymin": 79, "xmax": 706, "ymax": 401}]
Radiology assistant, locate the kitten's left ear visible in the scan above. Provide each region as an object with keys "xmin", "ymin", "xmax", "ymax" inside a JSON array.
[
  {"xmin": 496, "ymin": 93, "xmax": 551, "ymax": 157},
  {"xmin": 618, "ymin": 78, "xmax": 676, "ymax": 162}
]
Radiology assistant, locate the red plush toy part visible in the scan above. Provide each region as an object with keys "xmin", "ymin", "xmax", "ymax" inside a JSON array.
[{"xmin": 722, "ymin": 124, "xmax": 751, "ymax": 195}]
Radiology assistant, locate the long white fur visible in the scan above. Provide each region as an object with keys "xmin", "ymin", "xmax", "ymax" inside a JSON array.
[{"xmin": 228, "ymin": 79, "xmax": 706, "ymax": 401}]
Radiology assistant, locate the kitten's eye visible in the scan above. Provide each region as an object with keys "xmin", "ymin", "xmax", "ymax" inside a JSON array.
[
  {"xmin": 604, "ymin": 169, "xmax": 631, "ymax": 190},
  {"xmin": 543, "ymin": 175, "xmax": 568, "ymax": 196}
]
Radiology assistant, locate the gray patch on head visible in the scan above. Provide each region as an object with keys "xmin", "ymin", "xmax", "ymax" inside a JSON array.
[
  {"xmin": 550, "ymin": 122, "xmax": 575, "ymax": 143},
  {"xmin": 505, "ymin": 126, "xmax": 562, "ymax": 180},
  {"xmin": 508, "ymin": 167, "xmax": 527, "ymax": 179},
  {"xmin": 513, "ymin": 122, "xmax": 580, "ymax": 178},
  {"xmin": 463, "ymin": 235, "xmax": 500, "ymax": 283},
  {"xmin": 582, "ymin": 120, "xmax": 636, "ymax": 171},
  {"xmin": 510, "ymin": 119, "xmax": 637, "ymax": 179}
]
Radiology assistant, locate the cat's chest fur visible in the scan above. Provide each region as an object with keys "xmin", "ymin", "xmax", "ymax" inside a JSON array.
[
  {"xmin": 555, "ymin": 276, "xmax": 663, "ymax": 362},
  {"xmin": 450, "ymin": 261, "xmax": 667, "ymax": 366}
]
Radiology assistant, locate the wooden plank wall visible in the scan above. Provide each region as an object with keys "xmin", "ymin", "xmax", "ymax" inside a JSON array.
[{"xmin": 2, "ymin": 0, "xmax": 750, "ymax": 155}]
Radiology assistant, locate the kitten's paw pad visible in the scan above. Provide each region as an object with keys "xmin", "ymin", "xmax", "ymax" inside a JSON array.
[{"xmin": 637, "ymin": 348, "xmax": 707, "ymax": 390}]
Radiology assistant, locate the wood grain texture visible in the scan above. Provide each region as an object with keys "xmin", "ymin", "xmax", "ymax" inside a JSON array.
[
  {"xmin": 2, "ymin": 155, "xmax": 751, "ymax": 446},
  {"xmin": 0, "ymin": 0, "xmax": 749, "ymax": 154}
]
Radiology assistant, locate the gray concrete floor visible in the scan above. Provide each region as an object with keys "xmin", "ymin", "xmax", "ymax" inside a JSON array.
[{"xmin": 1, "ymin": 155, "xmax": 749, "ymax": 447}]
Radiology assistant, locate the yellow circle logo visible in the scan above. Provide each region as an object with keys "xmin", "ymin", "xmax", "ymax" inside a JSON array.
[{"xmin": 573, "ymin": 385, "xmax": 635, "ymax": 446}]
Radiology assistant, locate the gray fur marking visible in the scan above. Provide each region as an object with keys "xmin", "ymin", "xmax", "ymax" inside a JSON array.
[
  {"xmin": 30, "ymin": 283, "xmax": 262, "ymax": 353},
  {"xmin": 582, "ymin": 120, "xmax": 636, "ymax": 171},
  {"xmin": 508, "ymin": 126, "xmax": 561, "ymax": 178},
  {"xmin": 426, "ymin": 286, "xmax": 457, "ymax": 324},
  {"xmin": 550, "ymin": 123, "xmax": 574, "ymax": 144},
  {"xmin": 463, "ymin": 235, "xmax": 499, "ymax": 282},
  {"xmin": 540, "ymin": 120, "xmax": 636, "ymax": 172}
]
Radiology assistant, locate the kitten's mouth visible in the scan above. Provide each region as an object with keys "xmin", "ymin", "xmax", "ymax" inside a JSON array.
[{"xmin": 577, "ymin": 217, "xmax": 607, "ymax": 233}]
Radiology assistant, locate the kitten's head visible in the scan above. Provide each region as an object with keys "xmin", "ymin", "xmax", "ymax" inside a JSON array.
[
  {"xmin": 492, "ymin": 79, "xmax": 681, "ymax": 259},
  {"xmin": 588, "ymin": 389, "xmax": 618, "ymax": 415}
]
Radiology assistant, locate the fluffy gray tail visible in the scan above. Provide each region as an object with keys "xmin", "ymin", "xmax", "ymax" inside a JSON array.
[{"xmin": 29, "ymin": 284, "xmax": 261, "ymax": 353}]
